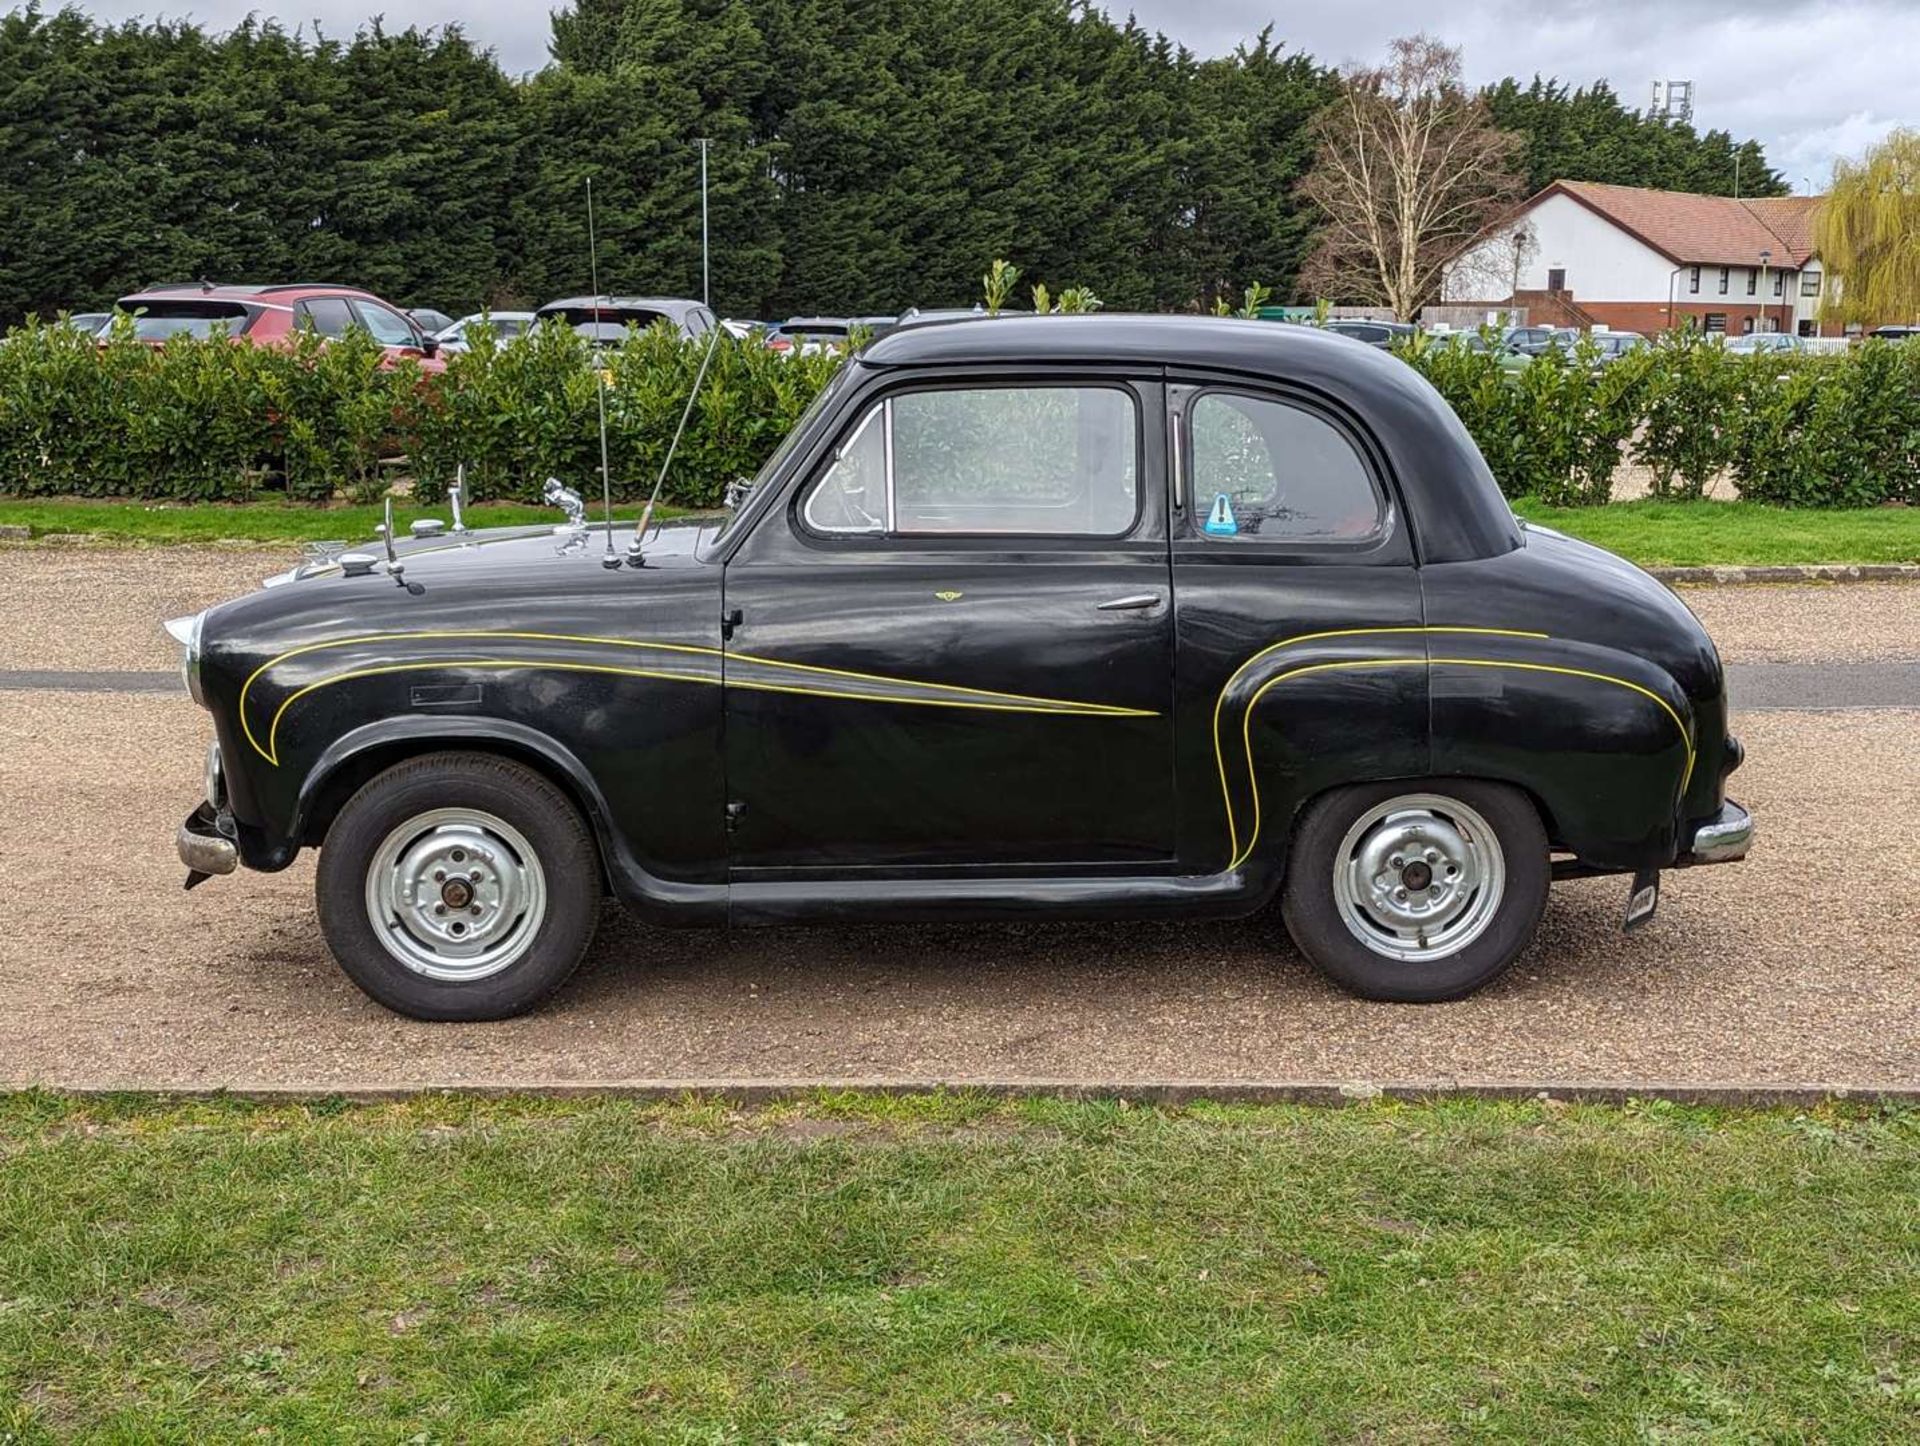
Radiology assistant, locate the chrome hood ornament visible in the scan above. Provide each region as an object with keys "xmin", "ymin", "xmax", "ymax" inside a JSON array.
[{"xmin": 544, "ymin": 477, "xmax": 589, "ymax": 555}]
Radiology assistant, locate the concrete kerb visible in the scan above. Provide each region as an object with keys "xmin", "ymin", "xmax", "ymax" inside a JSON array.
[
  {"xmin": 26, "ymin": 1078, "xmax": 1920, "ymax": 1108},
  {"xmin": 1651, "ymin": 562, "xmax": 1920, "ymax": 585}
]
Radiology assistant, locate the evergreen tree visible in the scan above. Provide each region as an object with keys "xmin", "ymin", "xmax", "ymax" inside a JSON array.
[{"xmin": 0, "ymin": 2, "xmax": 1793, "ymax": 327}]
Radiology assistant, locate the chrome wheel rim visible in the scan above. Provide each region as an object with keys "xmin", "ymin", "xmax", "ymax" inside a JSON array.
[
  {"xmin": 364, "ymin": 808, "xmax": 547, "ymax": 982},
  {"xmin": 1331, "ymin": 793, "xmax": 1506, "ymax": 963}
]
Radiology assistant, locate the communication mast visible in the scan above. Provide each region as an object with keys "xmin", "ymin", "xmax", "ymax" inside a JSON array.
[{"xmin": 1649, "ymin": 80, "xmax": 1695, "ymax": 124}]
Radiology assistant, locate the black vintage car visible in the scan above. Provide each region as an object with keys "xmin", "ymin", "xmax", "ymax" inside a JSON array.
[{"xmin": 169, "ymin": 315, "xmax": 1751, "ymax": 1020}]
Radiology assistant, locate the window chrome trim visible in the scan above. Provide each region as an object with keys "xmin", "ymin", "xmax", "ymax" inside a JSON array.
[
  {"xmin": 796, "ymin": 381, "xmax": 1145, "ymax": 543},
  {"xmin": 800, "ymin": 403, "xmax": 886, "ymax": 537},
  {"xmin": 881, "ymin": 398, "xmax": 897, "ymax": 535}
]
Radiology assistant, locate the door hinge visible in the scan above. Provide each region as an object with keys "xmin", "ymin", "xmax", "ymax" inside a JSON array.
[
  {"xmin": 724, "ymin": 800, "xmax": 747, "ymax": 833},
  {"xmin": 721, "ymin": 607, "xmax": 744, "ymax": 640}
]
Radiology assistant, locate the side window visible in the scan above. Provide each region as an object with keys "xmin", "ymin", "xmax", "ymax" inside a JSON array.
[
  {"xmin": 295, "ymin": 297, "xmax": 356, "ymax": 339},
  {"xmin": 802, "ymin": 386, "xmax": 1138, "ymax": 538},
  {"xmin": 351, "ymin": 300, "xmax": 419, "ymax": 347},
  {"xmin": 1186, "ymin": 392, "xmax": 1384, "ymax": 544}
]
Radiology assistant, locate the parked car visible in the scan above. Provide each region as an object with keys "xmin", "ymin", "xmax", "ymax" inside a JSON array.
[
  {"xmin": 721, "ymin": 318, "xmax": 769, "ymax": 341},
  {"xmin": 113, "ymin": 283, "xmax": 445, "ymax": 370},
  {"xmin": 1865, "ymin": 326, "xmax": 1919, "ymax": 343},
  {"xmin": 1502, "ymin": 325, "xmax": 1579, "ymax": 356},
  {"xmin": 898, "ymin": 306, "xmax": 990, "ymax": 326},
  {"xmin": 1589, "ymin": 331, "xmax": 1648, "ymax": 364},
  {"xmin": 168, "ymin": 314, "xmax": 1750, "ymax": 1021},
  {"xmin": 1320, "ymin": 319, "xmax": 1416, "ymax": 349},
  {"xmin": 766, "ymin": 315, "xmax": 899, "ymax": 355},
  {"xmin": 1423, "ymin": 330, "xmax": 1491, "ymax": 352},
  {"xmin": 1723, "ymin": 333, "xmax": 1801, "ymax": 355},
  {"xmin": 407, "ymin": 308, "xmax": 457, "ymax": 335},
  {"xmin": 533, "ymin": 296, "xmax": 718, "ymax": 344},
  {"xmin": 434, "ymin": 311, "xmax": 536, "ymax": 354},
  {"xmin": 59, "ymin": 312, "xmax": 112, "ymax": 336}
]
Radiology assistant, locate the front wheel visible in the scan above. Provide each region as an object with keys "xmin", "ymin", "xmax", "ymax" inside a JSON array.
[
  {"xmin": 315, "ymin": 752, "xmax": 602, "ymax": 1020},
  {"xmin": 1280, "ymin": 780, "xmax": 1549, "ymax": 1002}
]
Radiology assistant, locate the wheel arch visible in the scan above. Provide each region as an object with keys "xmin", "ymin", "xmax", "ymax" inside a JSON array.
[
  {"xmin": 293, "ymin": 719, "xmax": 617, "ymax": 892},
  {"xmin": 1279, "ymin": 773, "xmax": 1560, "ymax": 864}
]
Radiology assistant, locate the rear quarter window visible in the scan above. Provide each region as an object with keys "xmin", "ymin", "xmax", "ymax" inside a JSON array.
[{"xmin": 1187, "ymin": 391, "xmax": 1384, "ymax": 544}]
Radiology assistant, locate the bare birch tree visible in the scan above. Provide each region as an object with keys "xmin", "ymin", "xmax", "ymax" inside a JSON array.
[{"xmin": 1298, "ymin": 36, "xmax": 1525, "ymax": 319}]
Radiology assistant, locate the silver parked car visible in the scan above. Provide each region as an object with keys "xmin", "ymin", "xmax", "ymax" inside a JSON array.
[
  {"xmin": 534, "ymin": 296, "xmax": 719, "ymax": 345},
  {"xmin": 434, "ymin": 311, "xmax": 537, "ymax": 354}
]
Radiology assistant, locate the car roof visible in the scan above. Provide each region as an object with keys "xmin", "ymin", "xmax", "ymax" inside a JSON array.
[
  {"xmin": 127, "ymin": 282, "xmax": 378, "ymax": 299},
  {"xmin": 536, "ymin": 296, "xmax": 706, "ymax": 317}
]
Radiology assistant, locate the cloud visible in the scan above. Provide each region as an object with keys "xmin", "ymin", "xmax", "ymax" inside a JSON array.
[
  {"xmin": 50, "ymin": 0, "xmax": 1920, "ymax": 185},
  {"xmin": 1108, "ymin": 0, "xmax": 1920, "ymax": 189}
]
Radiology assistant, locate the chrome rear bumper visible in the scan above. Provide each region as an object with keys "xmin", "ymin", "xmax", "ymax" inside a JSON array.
[{"xmin": 1679, "ymin": 799, "xmax": 1754, "ymax": 865}]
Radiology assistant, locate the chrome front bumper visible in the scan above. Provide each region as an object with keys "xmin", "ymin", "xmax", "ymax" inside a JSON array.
[
  {"xmin": 1679, "ymin": 799, "xmax": 1754, "ymax": 865},
  {"xmin": 178, "ymin": 801, "xmax": 238, "ymax": 884}
]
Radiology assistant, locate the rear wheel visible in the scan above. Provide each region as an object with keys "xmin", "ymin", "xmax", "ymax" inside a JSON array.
[
  {"xmin": 315, "ymin": 752, "xmax": 601, "ymax": 1020},
  {"xmin": 1280, "ymin": 780, "xmax": 1549, "ymax": 1002}
]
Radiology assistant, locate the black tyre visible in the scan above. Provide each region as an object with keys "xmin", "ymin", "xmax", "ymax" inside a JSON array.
[
  {"xmin": 315, "ymin": 752, "xmax": 602, "ymax": 1021},
  {"xmin": 1280, "ymin": 779, "xmax": 1549, "ymax": 1002}
]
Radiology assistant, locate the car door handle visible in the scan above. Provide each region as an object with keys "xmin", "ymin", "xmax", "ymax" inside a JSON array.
[{"xmin": 1096, "ymin": 594, "xmax": 1162, "ymax": 611}]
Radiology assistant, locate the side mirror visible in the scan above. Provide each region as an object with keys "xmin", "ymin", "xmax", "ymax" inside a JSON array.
[{"xmin": 419, "ymin": 335, "xmax": 441, "ymax": 358}]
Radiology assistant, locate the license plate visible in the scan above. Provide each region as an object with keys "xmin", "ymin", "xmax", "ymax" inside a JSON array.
[{"xmin": 1623, "ymin": 868, "xmax": 1660, "ymax": 931}]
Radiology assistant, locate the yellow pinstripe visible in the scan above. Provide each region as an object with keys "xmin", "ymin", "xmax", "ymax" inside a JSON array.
[
  {"xmin": 1210, "ymin": 627, "xmax": 1549, "ymax": 867},
  {"xmin": 244, "ymin": 630, "xmax": 1155, "ymax": 765},
  {"xmin": 1224, "ymin": 655, "xmax": 1696, "ymax": 871}
]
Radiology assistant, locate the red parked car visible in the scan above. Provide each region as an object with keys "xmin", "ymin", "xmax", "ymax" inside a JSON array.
[{"xmin": 112, "ymin": 283, "xmax": 446, "ymax": 371}]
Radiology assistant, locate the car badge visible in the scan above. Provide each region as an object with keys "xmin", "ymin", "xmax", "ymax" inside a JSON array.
[
  {"xmin": 1204, "ymin": 492, "xmax": 1239, "ymax": 536},
  {"xmin": 935, "ymin": 590, "xmax": 963, "ymax": 602}
]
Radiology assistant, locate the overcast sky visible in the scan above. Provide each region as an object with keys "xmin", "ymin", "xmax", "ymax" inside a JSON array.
[{"xmin": 57, "ymin": 0, "xmax": 1918, "ymax": 190}]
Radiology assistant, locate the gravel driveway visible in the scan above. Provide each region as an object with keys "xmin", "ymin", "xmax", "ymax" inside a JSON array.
[{"xmin": 1, "ymin": 548, "xmax": 1915, "ymax": 1092}]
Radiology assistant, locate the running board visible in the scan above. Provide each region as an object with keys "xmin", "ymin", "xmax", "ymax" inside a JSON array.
[{"xmin": 728, "ymin": 869, "xmax": 1265, "ymax": 927}]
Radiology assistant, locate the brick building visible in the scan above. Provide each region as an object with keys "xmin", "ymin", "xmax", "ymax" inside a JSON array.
[{"xmin": 1442, "ymin": 180, "xmax": 1845, "ymax": 338}]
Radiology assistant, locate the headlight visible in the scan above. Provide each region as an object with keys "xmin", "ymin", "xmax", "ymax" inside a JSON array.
[
  {"xmin": 204, "ymin": 741, "xmax": 226, "ymax": 810},
  {"xmin": 162, "ymin": 611, "xmax": 206, "ymax": 704}
]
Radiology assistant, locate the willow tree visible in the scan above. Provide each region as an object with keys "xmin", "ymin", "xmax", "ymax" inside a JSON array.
[
  {"xmin": 1297, "ymin": 35, "xmax": 1524, "ymax": 319},
  {"xmin": 1817, "ymin": 129, "xmax": 1920, "ymax": 327}
]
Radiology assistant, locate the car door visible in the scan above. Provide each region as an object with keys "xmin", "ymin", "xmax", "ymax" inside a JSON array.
[
  {"xmin": 1167, "ymin": 379, "xmax": 1427, "ymax": 873},
  {"xmin": 721, "ymin": 374, "xmax": 1177, "ymax": 872}
]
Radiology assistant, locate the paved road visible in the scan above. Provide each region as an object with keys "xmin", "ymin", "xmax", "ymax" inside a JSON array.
[
  {"xmin": 7, "ymin": 660, "xmax": 1919, "ymax": 709},
  {"xmin": 1, "ymin": 548, "xmax": 1916, "ymax": 1093}
]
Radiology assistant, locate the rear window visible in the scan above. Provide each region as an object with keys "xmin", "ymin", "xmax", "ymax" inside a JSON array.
[
  {"xmin": 125, "ymin": 300, "xmax": 253, "ymax": 340},
  {"xmin": 542, "ymin": 307, "xmax": 669, "ymax": 331}
]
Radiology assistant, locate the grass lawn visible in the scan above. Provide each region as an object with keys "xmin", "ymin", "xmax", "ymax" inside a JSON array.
[
  {"xmin": 2, "ymin": 1093, "xmax": 1916, "ymax": 1441},
  {"xmin": 1513, "ymin": 497, "xmax": 1920, "ymax": 567},
  {"xmin": 0, "ymin": 497, "xmax": 693, "ymax": 546},
  {"xmin": 1, "ymin": 495, "xmax": 1914, "ymax": 569}
]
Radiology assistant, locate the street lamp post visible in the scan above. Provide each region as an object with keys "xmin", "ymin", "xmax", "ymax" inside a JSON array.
[
  {"xmin": 1758, "ymin": 247, "xmax": 1772, "ymax": 334},
  {"xmin": 696, "ymin": 137, "xmax": 712, "ymax": 308}
]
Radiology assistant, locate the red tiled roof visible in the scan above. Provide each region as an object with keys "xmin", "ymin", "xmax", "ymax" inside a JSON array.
[{"xmin": 1551, "ymin": 181, "xmax": 1824, "ymax": 267}]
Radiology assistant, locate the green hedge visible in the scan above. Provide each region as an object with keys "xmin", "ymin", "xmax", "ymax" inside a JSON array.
[
  {"xmin": 1402, "ymin": 333, "xmax": 1920, "ymax": 508},
  {"xmin": 0, "ymin": 319, "xmax": 842, "ymax": 508},
  {"xmin": 1, "ymin": 320, "xmax": 1915, "ymax": 508}
]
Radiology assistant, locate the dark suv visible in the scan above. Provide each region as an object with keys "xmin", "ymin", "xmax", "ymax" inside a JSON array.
[{"xmin": 113, "ymin": 283, "xmax": 445, "ymax": 371}]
